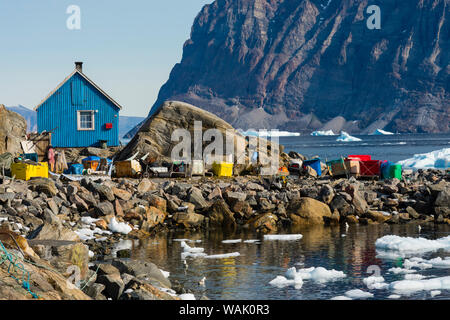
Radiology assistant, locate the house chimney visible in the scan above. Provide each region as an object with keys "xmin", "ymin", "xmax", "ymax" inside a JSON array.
[{"xmin": 75, "ymin": 62, "xmax": 83, "ymax": 73}]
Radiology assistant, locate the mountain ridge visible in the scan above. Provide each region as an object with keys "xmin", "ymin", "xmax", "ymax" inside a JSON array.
[{"xmin": 133, "ymin": 0, "xmax": 449, "ymax": 135}]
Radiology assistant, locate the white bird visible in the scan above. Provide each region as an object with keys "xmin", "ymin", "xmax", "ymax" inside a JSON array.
[
  {"xmin": 199, "ymin": 277, "xmax": 206, "ymax": 286},
  {"xmin": 418, "ymin": 225, "xmax": 422, "ymax": 233}
]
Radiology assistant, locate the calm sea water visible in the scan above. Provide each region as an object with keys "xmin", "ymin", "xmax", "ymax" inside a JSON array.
[
  {"xmin": 125, "ymin": 224, "xmax": 450, "ymax": 300},
  {"xmin": 279, "ymin": 133, "xmax": 450, "ymax": 163}
]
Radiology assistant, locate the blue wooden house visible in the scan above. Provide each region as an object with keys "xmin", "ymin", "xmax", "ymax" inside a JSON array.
[{"xmin": 35, "ymin": 62, "xmax": 122, "ymax": 148}]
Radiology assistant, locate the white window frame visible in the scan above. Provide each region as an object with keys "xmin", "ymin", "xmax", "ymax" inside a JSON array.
[{"xmin": 77, "ymin": 110, "xmax": 95, "ymax": 131}]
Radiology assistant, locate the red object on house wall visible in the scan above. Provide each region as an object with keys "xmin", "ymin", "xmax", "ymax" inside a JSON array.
[{"xmin": 105, "ymin": 123, "xmax": 113, "ymax": 129}]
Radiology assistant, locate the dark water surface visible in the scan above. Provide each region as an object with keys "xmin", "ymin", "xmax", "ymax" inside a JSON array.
[
  {"xmin": 123, "ymin": 224, "xmax": 450, "ymax": 300},
  {"xmin": 278, "ymin": 133, "xmax": 450, "ymax": 163}
]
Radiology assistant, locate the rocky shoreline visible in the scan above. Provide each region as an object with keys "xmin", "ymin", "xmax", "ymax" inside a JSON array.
[{"xmin": 0, "ymin": 168, "xmax": 449, "ymax": 300}]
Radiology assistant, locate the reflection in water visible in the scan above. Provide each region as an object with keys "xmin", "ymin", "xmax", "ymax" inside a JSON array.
[{"xmin": 127, "ymin": 224, "xmax": 450, "ymax": 300}]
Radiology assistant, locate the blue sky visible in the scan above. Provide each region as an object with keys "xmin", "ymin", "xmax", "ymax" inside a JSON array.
[{"xmin": 0, "ymin": 0, "xmax": 213, "ymax": 116}]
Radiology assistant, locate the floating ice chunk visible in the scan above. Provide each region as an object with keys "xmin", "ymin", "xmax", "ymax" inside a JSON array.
[
  {"xmin": 159, "ymin": 269, "xmax": 170, "ymax": 278},
  {"xmin": 372, "ymin": 129, "xmax": 394, "ymax": 135},
  {"xmin": 309, "ymin": 267, "xmax": 346, "ymax": 283},
  {"xmin": 285, "ymin": 266, "xmax": 346, "ymax": 283},
  {"xmin": 344, "ymin": 289, "xmax": 374, "ymax": 299},
  {"xmin": 263, "ymin": 234, "xmax": 303, "ymax": 241},
  {"xmin": 95, "ymin": 237, "xmax": 107, "ymax": 242},
  {"xmin": 311, "ymin": 130, "xmax": 335, "ymax": 136},
  {"xmin": 404, "ymin": 274, "xmax": 425, "ymax": 280},
  {"xmin": 389, "ymin": 276, "xmax": 450, "ymax": 294},
  {"xmin": 269, "ymin": 275, "xmax": 303, "ymax": 289},
  {"xmin": 363, "ymin": 276, "xmax": 387, "ymax": 289},
  {"xmin": 430, "ymin": 290, "xmax": 441, "ymax": 297},
  {"xmin": 336, "ymin": 131, "xmax": 362, "ymax": 142},
  {"xmin": 180, "ymin": 241, "xmax": 205, "ymax": 253},
  {"xmin": 330, "ymin": 296, "xmax": 352, "ymax": 300},
  {"xmin": 173, "ymin": 239, "xmax": 202, "ymax": 243},
  {"xmin": 397, "ymin": 148, "xmax": 449, "ymax": 169},
  {"xmin": 203, "ymin": 252, "xmax": 240, "ymax": 259},
  {"xmin": 179, "ymin": 293, "xmax": 196, "ymax": 300},
  {"xmin": 388, "ymin": 267, "xmax": 417, "ymax": 275},
  {"xmin": 243, "ymin": 240, "xmax": 260, "ymax": 244},
  {"xmin": 108, "ymin": 217, "xmax": 132, "ymax": 235},
  {"xmin": 375, "ymin": 235, "xmax": 450, "ymax": 258},
  {"xmin": 388, "ymin": 294, "xmax": 401, "ymax": 299},
  {"xmin": 181, "ymin": 252, "xmax": 208, "ymax": 260},
  {"xmin": 222, "ymin": 239, "xmax": 242, "ymax": 244}
]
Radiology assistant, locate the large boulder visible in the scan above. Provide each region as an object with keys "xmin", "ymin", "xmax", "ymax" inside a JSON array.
[
  {"xmin": 117, "ymin": 101, "xmax": 282, "ymax": 174},
  {"xmin": 287, "ymin": 198, "xmax": 333, "ymax": 225},
  {"xmin": 0, "ymin": 104, "xmax": 27, "ymax": 155},
  {"xmin": 208, "ymin": 199, "xmax": 237, "ymax": 229}
]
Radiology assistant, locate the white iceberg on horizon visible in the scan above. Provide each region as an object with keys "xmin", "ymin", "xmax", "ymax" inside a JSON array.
[
  {"xmin": 397, "ymin": 148, "xmax": 449, "ymax": 169},
  {"xmin": 372, "ymin": 129, "xmax": 394, "ymax": 135},
  {"xmin": 336, "ymin": 131, "xmax": 362, "ymax": 142},
  {"xmin": 311, "ymin": 130, "xmax": 335, "ymax": 136},
  {"xmin": 238, "ymin": 129, "xmax": 300, "ymax": 137}
]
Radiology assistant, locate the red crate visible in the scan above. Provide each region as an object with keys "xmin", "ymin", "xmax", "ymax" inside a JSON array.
[
  {"xmin": 347, "ymin": 155, "xmax": 372, "ymax": 161},
  {"xmin": 359, "ymin": 160, "xmax": 381, "ymax": 176}
]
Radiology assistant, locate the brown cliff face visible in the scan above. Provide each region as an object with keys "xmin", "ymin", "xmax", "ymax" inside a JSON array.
[
  {"xmin": 139, "ymin": 0, "xmax": 449, "ymax": 134},
  {"xmin": 0, "ymin": 104, "xmax": 27, "ymax": 155}
]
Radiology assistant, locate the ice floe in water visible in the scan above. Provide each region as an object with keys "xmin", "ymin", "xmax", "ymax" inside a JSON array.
[
  {"xmin": 243, "ymin": 239, "xmax": 260, "ymax": 244},
  {"xmin": 388, "ymin": 267, "xmax": 417, "ymax": 275},
  {"xmin": 363, "ymin": 276, "xmax": 388, "ymax": 290},
  {"xmin": 375, "ymin": 235, "xmax": 450, "ymax": 258},
  {"xmin": 387, "ymin": 294, "xmax": 401, "ymax": 299},
  {"xmin": 311, "ymin": 130, "xmax": 335, "ymax": 136},
  {"xmin": 430, "ymin": 290, "xmax": 441, "ymax": 297},
  {"xmin": 180, "ymin": 241, "xmax": 239, "ymax": 260},
  {"xmin": 344, "ymin": 289, "xmax": 374, "ymax": 299},
  {"xmin": 389, "ymin": 276, "xmax": 450, "ymax": 295},
  {"xmin": 397, "ymin": 148, "xmax": 449, "ymax": 169},
  {"xmin": 263, "ymin": 234, "xmax": 303, "ymax": 241},
  {"xmin": 270, "ymin": 266, "xmax": 346, "ymax": 288},
  {"xmin": 372, "ymin": 129, "xmax": 394, "ymax": 135},
  {"xmin": 330, "ymin": 295, "xmax": 352, "ymax": 300},
  {"xmin": 203, "ymin": 252, "xmax": 240, "ymax": 259},
  {"xmin": 336, "ymin": 131, "xmax": 362, "ymax": 142},
  {"xmin": 222, "ymin": 239, "xmax": 242, "ymax": 244},
  {"xmin": 239, "ymin": 129, "xmax": 300, "ymax": 137}
]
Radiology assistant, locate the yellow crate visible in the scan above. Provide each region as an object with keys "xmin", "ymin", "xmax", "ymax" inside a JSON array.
[
  {"xmin": 114, "ymin": 160, "xmax": 142, "ymax": 178},
  {"xmin": 11, "ymin": 162, "xmax": 49, "ymax": 181},
  {"xmin": 212, "ymin": 162, "xmax": 233, "ymax": 177}
]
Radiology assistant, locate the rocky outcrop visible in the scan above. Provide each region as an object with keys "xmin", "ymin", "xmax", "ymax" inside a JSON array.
[
  {"xmin": 118, "ymin": 101, "xmax": 282, "ymax": 173},
  {"xmin": 0, "ymin": 104, "xmax": 27, "ymax": 155},
  {"xmin": 129, "ymin": 0, "xmax": 449, "ymax": 134}
]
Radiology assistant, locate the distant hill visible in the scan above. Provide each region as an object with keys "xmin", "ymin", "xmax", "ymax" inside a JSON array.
[
  {"xmin": 6, "ymin": 105, "xmax": 37, "ymax": 132},
  {"xmin": 6, "ymin": 105, "xmax": 144, "ymax": 138}
]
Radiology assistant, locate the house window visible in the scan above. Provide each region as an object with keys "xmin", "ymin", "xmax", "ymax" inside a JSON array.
[{"xmin": 77, "ymin": 110, "xmax": 95, "ymax": 130}]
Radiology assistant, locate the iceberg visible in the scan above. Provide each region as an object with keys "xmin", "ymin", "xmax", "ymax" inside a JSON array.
[
  {"xmin": 238, "ymin": 129, "xmax": 300, "ymax": 137},
  {"xmin": 375, "ymin": 235, "xmax": 450, "ymax": 258},
  {"xmin": 311, "ymin": 130, "xmax": 335, "ymax": 136},
  {"xmin": 389, "ymin": 276, "xmax": 450, "ymax": 295},
  {"xmin": 372, "ymin": 129, "xmax": 394, "ymax": 135},
  {"xmin": 397, "ymin": 148, "xmax": 449, "ymax": 169},
  {"xmin": 344, "ymin": 289, "xmax": 374, "ymax": 299},
  {"xmin": 336, "ymin": 131, "xmax": 362, "ymax": 142}
]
